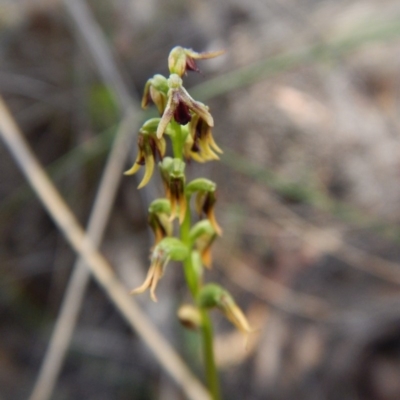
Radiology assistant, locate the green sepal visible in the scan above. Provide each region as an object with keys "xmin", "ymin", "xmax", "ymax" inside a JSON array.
[
  {"xmin": 159, "ymin": 157, "xmax": 185, "ymax": 177},
  {"xmin": 189, "ymin": 220, "xmax": 215, "ymax": 244},
  {"xmin": 141, "ymin": 118, "xmax": 161, "ymax": 134},
  {"xmin": 159, "ymin": 157, "xmax": 186, "ymax": 184},
  {"xmin": 159, "ymin": 156, "xmax": 174, "ymax": 172},
  {"xmin": 157, "ymin": 237, "xmax": 189, "ymax": 261},
  {"xmin": 148, "ymin": 198, "xmax": 171, "ymax": 215},
  {"xmin": 198, "ymin": 283, "xmax": 227, "ymax": 309},
  {"xmin": 167, "ymin": 73, "xmax": 183, "ymax": 89},
  {"xmin": 185, "ymin": 178, "xmax": 216, "ymax": 197},
  {"xmin": 171, "ymin": 158, "xmax": 186, "ymax": 177},
  {"xmin": 141, "ymin": 75, "xmax": 169, "ymax": 113},
  {"xmin": 151, "ymin": 74, "xmax": 169, "ymax": 93}
]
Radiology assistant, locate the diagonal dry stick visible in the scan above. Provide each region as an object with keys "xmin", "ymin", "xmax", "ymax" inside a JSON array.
[
  {"xmin": 28, "ymin": 0, "xmax": 145, "ymax": 398},
  {"xmin": 0, "ymin": 97, "xmax": 211, "ymax": 400},
  {"xmin": 28, "ymin": 111, "xmax": 138, "ymax": 400}
]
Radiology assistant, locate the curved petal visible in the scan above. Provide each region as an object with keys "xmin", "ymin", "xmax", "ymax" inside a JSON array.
[
  {"xmin": 124, "ymin": 161, "xmax": 141, "ymax": 176},
  {"xmin": 137, "ymin": 153, "xmax": 155, "ymax": 189},
  {"xmin": 141, "ymin": 79, "xmax": 152, "ymax": 109},
  {"xmin": 188, "ymin": 49, "xmax": 226, "ymax": 60},
  {"xmin": 157, "ymin": 92, "xmax": 176, "ymax": 139},
  {"xmin": 130, "ymin": 264, "xmax": 156, "ymax": 295},
  {"xmin": 209, "ymin": 134, "xmax": 223, "ymax": 154},
  {"xmin": 179, "ymin": 87, "xmax": 214, "ymax": 127}
]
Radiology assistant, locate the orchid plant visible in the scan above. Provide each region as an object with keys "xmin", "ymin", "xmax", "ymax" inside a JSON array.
[{"xmin": 126, "ymin": 46, "xmax": 251, "ymax": 400}]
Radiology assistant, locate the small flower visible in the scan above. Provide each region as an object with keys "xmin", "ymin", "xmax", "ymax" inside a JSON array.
[
  {"xmin": 148, "ymin": 199, "xmax": 172, "ymax": 246},
  {"xmin": 141, "ymin": 74, "xmax": 169, "ymax": 115},
  {"xmin": 186, "ymin": 178, "xmax": 222, "ymax": 236},
  {"xmin": 168, "ymin": 46, "xmax": 225, "ymax": 77},
  {"xmin": 195, "ymin": 189, "xmax": 222, "ymax": 236},
  {"xmin": 131, "ymin": 238, "xmax": 189, "ymax": 302},
  {"xmin": 156, "ymin": 74, "xmax": 214, "ymax": 139},
  {"xmin": 189, "ymin": 220, "xmax": 217, "ymax": 268},
  {"xmin": 130, "ymin": 249, "xmax": 167, "ymax": 302},
  {"xmin": 124, "ymin": 119, "xmax": 166, "ymax": 188},
  {"xmin": 199, "ymin": 284, "xmax": 253, "ymax": 336},
  {"xmin": 185, "ymin": 110, "xmax": 223, "ymax": 163},
  {"xmin": 159, "ymin": 157, "xmax": 187, "ymax": 223}
]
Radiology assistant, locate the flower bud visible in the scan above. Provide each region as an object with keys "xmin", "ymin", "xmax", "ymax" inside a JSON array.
[
  {"xmin": 168, "ymin": 46, "xmax": 225, "ymax": 77},
  {"xmin": 177, "ymin": 304, "xmax": 202, "ymax": 330}
]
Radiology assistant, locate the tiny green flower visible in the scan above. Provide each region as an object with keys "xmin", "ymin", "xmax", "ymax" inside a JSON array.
[
  {"xmin": 124, "ymin": 119, "xmax": 166, "ymax": 188},
  {"xmin": 156, "ymin": 74, "xmax": 214, "ymax": 139},
  {"xmin": 189, "ymin": 220, "xmax": 217, "ymax": 268},
  {"xmin": 199, "ymin": 284, "xmax": 253, "ymax": 336},
  {"xmin": 168, "ymin": 46, "xmax": 225, "ymax": 77},
  {"xmin": 185, "ymin": 109, "xmax": 223, "ymax": 163},
  {"xmin": 141, "ymin": 74, "xmax": 169, "ymax": 115},
  {"xmin": 195, "ymin": 190, "xmax": 222, "ymax": 236},
  {"xmin": 159, "ymin": 157, "xmax": 187, "ymax": 223},
  {"xmin": 186, "ymin": 179, "xmax": 222, "ymax": 236},
  {"xmin": 131, "ymin": 238, "xmax": 189, "ymax": 302},
  {"xmin": 148, "ymin": 199, "xmax": 172, "ymax": 246}
]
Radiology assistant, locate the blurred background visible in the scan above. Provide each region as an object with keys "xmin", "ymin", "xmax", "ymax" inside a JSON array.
[{"xmin": 2, "ymin": 0, "xmax": 400, "ymax": 399}]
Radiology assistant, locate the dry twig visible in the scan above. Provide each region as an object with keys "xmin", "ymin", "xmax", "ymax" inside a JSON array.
[
  {"xmin": 29, "ymin": 0, "xmax": 143, "ymax": 398},
  {"xmin": 29, "ymin": 111, "xmax": 138, "ymax": 400}
]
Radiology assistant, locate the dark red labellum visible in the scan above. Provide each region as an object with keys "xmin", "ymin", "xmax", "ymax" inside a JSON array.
[
  {"xmin": 174, "ymin": 101, "xmax": 192, "ymax": 125},
  {"xmin": 186, "ymin": 57, "xmax": 201, "ymax": 73}
]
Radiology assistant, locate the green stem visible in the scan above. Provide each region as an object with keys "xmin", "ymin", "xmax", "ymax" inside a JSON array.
[
  {"xmin": 201, "ymin": 309, "xmax": 221, "ymax": 400},
  {"xmin": 170, "ymin": 120, "xmax": 184, "ymax": 160},
  {"xmin": 181, "ymin": 205, "xmax": 198, "ymax": 297},
  {"xmin": 170, "ymin": 120, "xmax": 221, "ymax": 400}
]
